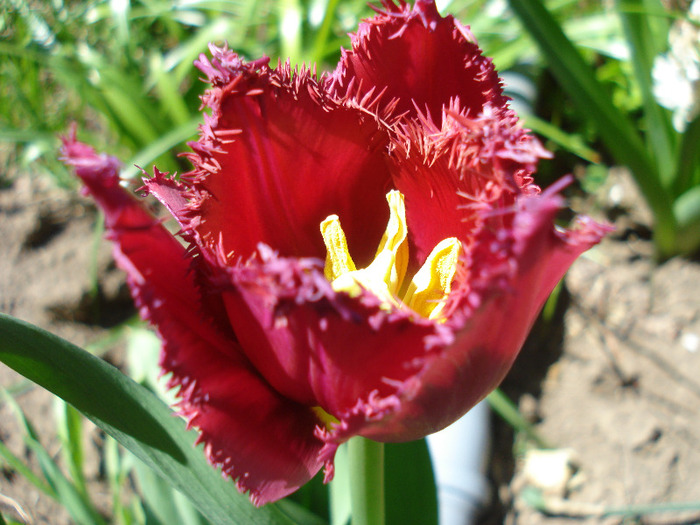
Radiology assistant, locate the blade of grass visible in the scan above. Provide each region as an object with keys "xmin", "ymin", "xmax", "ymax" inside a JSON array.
[
  {"xmin": 26, "ymin": 438, "xmax": 108, "ymax": 525},
  {"xmin": 149, "ymin": 53, "xmax": 191, "ymax": 128},
  {"xmin": 615, "ymin": 0, "xmax": 677, "ymax": 186},
  {"xmin": 0, "ymin": 313, "xmax": 322, "ymax": 525},
  {"xmin": 311, "ymin": 0, "xmax": 341, "ymax": 64},
  {"xmin": 2, "ymin": 391, "xmax": 107, "ymax": 525},
  {"xmin": 54, "ymin": 400, "xmax": 89, "ymax": 499},
  {"xmin": 121, "ymin": 116, "xmax": 200, "ymax": 179},
  {"xmin": 522, "ymin": 114, "xmax": 601, "ymax": 163},
  {"xmin": 104, "ymin": 436, "xmax": 130, "ymax": 525},
  {"xmin": 674, "ymin": 113, "xmax": 700, "ymax": 194},
  {"xmin": 0, "ymin": 439, "xmax": 54, "ymax": 497},
  {"xmin": 486, "ymin": 388, "xmax": 550, "ymax": 449},
  {"xmin": 507, "ymin": 0, "xmax": 677, "ymax": 257}
]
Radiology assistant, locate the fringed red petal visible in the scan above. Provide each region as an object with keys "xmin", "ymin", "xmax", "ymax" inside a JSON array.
[
  {"xmin": 62, "ymin": 135, "xmax": 327, "ymax": 506},
  {"xmin": 388, "ymin": 101, "xmax": 550, "ymax": 269},
  {"xmin": 330, "ymin": 0, "xmax": 507, "ymax": 127},
  {"xmin": 218, "ymin": 246, "xmax": 439, "ymax": 417},
  {"xmin": 182, "ymin": 45, "xmax": 394, "ymax": 268},
  {"xmin": 166, "ymin": 340, "xmax": 328, "ymax": 506},
  {"xmin": 316, "ymin": 188, "xmax": 610, "ymax": 445},
  {"xmin": 63, "ymin": 0, "xmax": 611, "ymax": 506}
]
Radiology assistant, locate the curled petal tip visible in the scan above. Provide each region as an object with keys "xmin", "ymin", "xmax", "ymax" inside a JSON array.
[{"xmin": 60, "ymin": 132, "xmax": 121, "ymax": 186}]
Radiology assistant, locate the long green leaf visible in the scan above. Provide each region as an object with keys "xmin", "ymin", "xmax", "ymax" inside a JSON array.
[
  {"xmin": 507, "ymin": 0, "xmax": 677, "ymax": 256},
  {"xmin": 2, "ymin": 392, "xmax": 106, "ymax": 525},
  {"xmin": 675, "ymin": 113, "xmax": 700, "ymax": 194},
  {"xmin": 385, "ymin": 440, "xmax": 437, "ymax": 525},
  {"xmin": 615, "ymin": 0, "xmax": 677, "ymax": 185},
  {"xmin": 0, "ymin": 439, "xmax": 54, "ymax": 497},
  {"xmin": 0, "ymin": 313, "xmax": 321, "ymax": 525}
]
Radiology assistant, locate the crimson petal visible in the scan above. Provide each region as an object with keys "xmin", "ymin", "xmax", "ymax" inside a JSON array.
[
  {"xmin": 330, "ymin": 0, "xmax": 507, "ymax": 127},
  {"xmin": 321, "ymin": 189, "xmax": 611, "ymax": 444},
  {"xmin": 389, "ymin": 103, "xmax": 549, "ymax": 269},
  {"xmin": 182, "ymin": 46, "xmax": 394, "ymax": 268},
  {"xmin": 219, "ymin": 248, "xmax": 438, "ymax": 416},
  {"xmin": 61, "ymin": 135, "xmax": 327, "ymax": 505}
]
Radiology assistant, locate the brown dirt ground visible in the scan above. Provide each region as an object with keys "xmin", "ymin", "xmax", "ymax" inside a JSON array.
[{"xmin": 0, "ymin": 161, "xmax": 699, "ymax": 524}]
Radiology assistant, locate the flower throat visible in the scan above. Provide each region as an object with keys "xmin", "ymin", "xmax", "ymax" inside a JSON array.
[{"xmin": 320, "ymin": 190, "xmax": 461, "ymax": 320}]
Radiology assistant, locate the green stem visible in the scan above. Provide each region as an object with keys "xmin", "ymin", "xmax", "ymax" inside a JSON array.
[{"xmin": 348, "ymin": 437, "xmax": 385, "ymax": 525}]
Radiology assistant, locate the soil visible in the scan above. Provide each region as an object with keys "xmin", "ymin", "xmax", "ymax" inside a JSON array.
[{"xmin": 1, "ymin": 160, "xmax": 699, "ymax": 524}]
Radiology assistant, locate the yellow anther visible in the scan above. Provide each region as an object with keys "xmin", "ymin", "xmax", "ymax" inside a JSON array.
[
  {"xmin": 319, "ymin": 190, "xmax": 462, "ymax": 321},
  {"xmin": 363, "ymin": 190, "xmax": 408, "ymax": 296},
  {"xmin": 320, "ymin": 215, "xmax": 356, "ymax": 281},
  {"xmin": 403, "ymin": 237, "xmax": 461, "ymax": 319}
]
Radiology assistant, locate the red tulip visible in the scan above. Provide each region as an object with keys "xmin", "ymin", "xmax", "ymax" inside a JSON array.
[{"xmin": 62, "ymin": 0, "xmax": 609, "ymax": 506}]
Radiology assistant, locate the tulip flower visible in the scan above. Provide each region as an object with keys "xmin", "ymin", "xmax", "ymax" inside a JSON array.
[{"xmin": 62, "ymin": 0, "xmax": 609, "ymax": 507}]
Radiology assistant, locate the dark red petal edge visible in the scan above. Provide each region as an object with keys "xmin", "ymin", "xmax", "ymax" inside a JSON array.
[
  {"xmin": 167, "ymin": 44, "xmax": 397, "ymax": 268},
  {"xmin": 389, "ymin": 99, "xmax": 550, "ymax": 269},
  {"xmin": 328, "ymin": 0, "xmax": 508, "ymax": 128},
  {"xmin": 61, "ymin": 133, "xmax": 328, "ymax": 505},
  {"xmin": 217, "ymin": 244, "xmax": 438, "ymax": 415}
]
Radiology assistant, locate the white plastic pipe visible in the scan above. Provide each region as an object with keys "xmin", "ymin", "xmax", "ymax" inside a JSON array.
[{"xmin": 427, "ymin": 400, "xmax": 491, "ymax": 525}]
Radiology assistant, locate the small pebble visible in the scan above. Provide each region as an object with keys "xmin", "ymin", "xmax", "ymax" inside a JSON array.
[{"xmin": 680, "ymin": 331, "xmax": 699, "ymax": 353}]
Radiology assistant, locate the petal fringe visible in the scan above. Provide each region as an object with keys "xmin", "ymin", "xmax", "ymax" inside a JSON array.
[
  {"xmin": 181, "ymin": 45, "xmax": 394, "ymax": 268},
  {"xmin": 330, "ymin": 0, "xmax": 507, "ymax": 127},
  {"xmin": 218, "ymin": 245, "xmax": 440, "ymax": 419},
  {"xmin": 389, "ymin": 100, "xmax": 550, "ymax": 269},
  {"xmin": 61, "ymin": 134, "xmax": 328, "ymax": 505}
]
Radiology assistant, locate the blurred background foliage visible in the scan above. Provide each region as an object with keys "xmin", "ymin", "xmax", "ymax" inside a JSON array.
[{"xmin": 3, "ymin": 0, "xmax": 699, "ymax": 256}]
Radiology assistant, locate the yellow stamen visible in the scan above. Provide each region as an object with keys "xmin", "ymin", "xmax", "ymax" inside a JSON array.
[
  {"xmin": 320, "ymin": 190, "xmax": 462, "ymax": 321},
  {"xmin": 321, "ymin": 215, "xmax": 356, "ymax": 281},
  {"xmin": 403, "ymin": 237, "xmax": 461, "ymax": 319}
]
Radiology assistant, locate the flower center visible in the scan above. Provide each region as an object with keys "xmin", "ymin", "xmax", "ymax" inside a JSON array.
[{"xmin": 320, "ymin": 190, "xmax": 462, "ymax": 320}]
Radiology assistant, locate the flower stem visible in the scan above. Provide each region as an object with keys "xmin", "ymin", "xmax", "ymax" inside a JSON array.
[{"xmin": 348, "ymin": 437, "xmax": 385, "ymax": 525}]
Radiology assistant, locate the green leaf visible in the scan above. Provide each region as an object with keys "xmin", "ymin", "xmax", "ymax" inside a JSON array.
[
  {"xmin": 385, "ymin": 439, "xmax": 437, "ymax": 525},
  {"xmin": 506, "ymin": 0, "xmax": 677, "ymax": 257},
  {"xmin": 673, "ymin": 185, "xmax": 700, "ymax": 255},
  {"xmin": 0, "ymin": 313, "xmax": 323, "ymax": 525},
  {"xmin": 615, "ymin": 0, "xmax": 677, "ymax": 186},
  {"xmin": 2, "ymin": 392, "xmax": 106, "ymax": 525},
  {"xmin": 675, "ymin": 113, "xmax": 700, "ymax": 194}
]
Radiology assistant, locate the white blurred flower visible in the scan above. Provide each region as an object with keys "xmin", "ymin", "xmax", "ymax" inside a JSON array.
[{"xmin": 652, "ymin": 0, "xmax": 700, "ymax": 131}]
